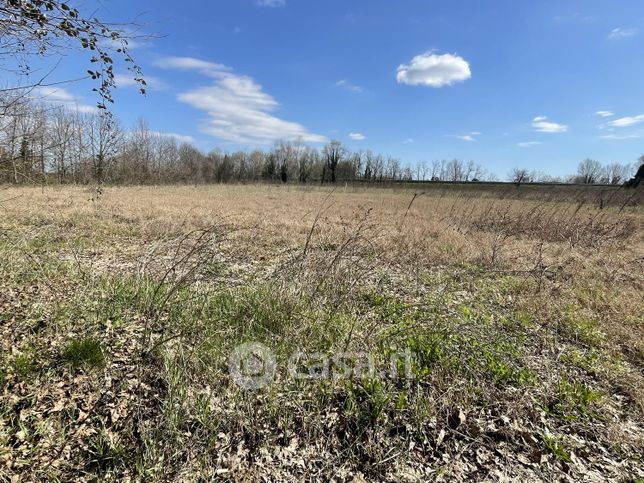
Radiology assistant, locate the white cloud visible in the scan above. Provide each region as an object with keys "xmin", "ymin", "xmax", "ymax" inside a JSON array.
[
  {"xmin": 595, "ymin": 110, "xmax": 614, "ymax": 118},
  {"xmin": 600, "ymin": 132, "xmax": 644, "ymax": 140},
  {"xmin": 150, "ymin": 131, "xmax": 195, "ymax": 143},
  {"xmin": 114, "ymin": 73, "xmax": 166, "ymax": 90},
  {"xmin": 31, "ymin": 86, "xmax": 75, "ymax": 102},
  {"xmin": 101, "ymin": 26, "xmax": 154, "ymax": 51},
  {"xmin": 29, "ymin": 86, "xmax": 96, "ymax": 113},
  {"xmin": 256, "ymin": 0, "xmax": 285, "ymax": 7},
  {"xmin": 448, "ymin": 131, "xmax": 481, "ymax": 142},
  {"xmin": 554, "ymin": 13, "xmax": 594, "ymax": 23},
  {"xmin": 607, "ymin": 114, "xmax": 644, "ymax": 128},
  {"xmin": 402, "ymin": 138, "xmax": 415, "ymax": 144},
  {"xmin": 349, "ymin": 132, "xmax": 365, "ymax": 141},
  {"xmin": 105, "ymin": 36, "xmax": 148, "ymax": 52},
  {"xmin": 336, "ymin": 80, "xmax": 363, "ymax": 93},
  {"xmin": 451, "ymin": 135, "xmax": 475, "ymax": 142},
  {"xmin": 397, "ymin": 52, "xmax": 471, "ymax": 88},
  {"xmin": 113, "ymin": 74, "xmax": 138, "ymax": 88},
  {"xmin": 608, "ymin": 27, "xmax": 636, "ymax": 39},
  {"xmin": 159, "ymin": 57, "xmax": 326, "ymax": 145},
  {"xmin": 154, "ymin": 57, "xmax": 231, "ymax": 77},
  {"xmin": 532, "ymin": 116, "xmax": 568, "ymax": 133},
  {"xmin": 517, "ymin": 141, "xmax": 541, "ymax": 148}
]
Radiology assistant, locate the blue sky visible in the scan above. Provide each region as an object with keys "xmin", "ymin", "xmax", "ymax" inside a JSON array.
[{"xmin": 24, "ymin": 0, "xmax": 644, "ymax": 177}]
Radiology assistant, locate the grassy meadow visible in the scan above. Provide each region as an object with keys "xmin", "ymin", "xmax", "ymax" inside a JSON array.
[{"xmin": 0, "ymin": 183, "xmax": 642, "ymax": 481}]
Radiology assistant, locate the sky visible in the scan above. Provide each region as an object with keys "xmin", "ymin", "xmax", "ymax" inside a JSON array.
[{"xmin": 19, "ymin": 0, "xmax": 644, "ymax": 177}]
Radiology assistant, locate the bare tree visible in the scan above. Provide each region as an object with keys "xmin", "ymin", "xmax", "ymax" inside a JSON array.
[
  {"xmin": 445, "ymin": 159, "xmax": 465, "ymax": 182},
  {"xmin": 87, "ymin": 112, "xmax": 122, "ymax": 183},
  {"xmin": 465, "ymin": 160, "xmax": 485, "ymax": 181},
  {"xmin": 416, "ymin": 160, "xmax": 427, "ymax": 181},
  {"xmin": 49, "ymin": 107, "xmax": 76, "ymax": 182},
  {"xmin": 297, "ymin": 146, "xmax": 317, "ymax": 183},
  {"xmin": 509, "ymin": 168, "xmax": 531, "ymax": 185},
  {"xmin": 273, "ymin": 140, "xmax": 303, "ymax": 183},
  {"xmin": 603, "ymin": 162, "xmax": 632, "ymax": 185},
  {"xmin": 577, "ymin": 159, "xmax": 603, "ymax": 184},
  {"xmin": 362, "ymin": 150, "xmax": 375, "ymax": 181},
  {"xmin": 0, "ymin": 98, "xmax": 49, "ymax": 183},
  {"xmin": 249, "ymin": 150, "xmax": 265, "ymax": 181},
  {"xmin": 385, "ymin": 156, "xmax": 400, "ymax": 180},
  {"xmin": 156, "ymin": 136, "xmax": 180, "ymax": 182},
  {"xmin": 430, "ymin": 160, "xmax": 442, "ymax": 181},
  {"xmin": 178, "ymin": 143, "xmax": 205, "ymax": 182},
  {"xmin": 323, "ymin": 140, "xmax": 345, "ymax": 183},
  {"xmin": 401, "ymin": 166, "xmax": 413, "ymax": 181},
  {"xmin": 119, "ymin": 119, "xmax": 154, "ymax": 182},
  {"xmin": 349, "ymin": 151, "xmax": 363, "ymax": 182}
]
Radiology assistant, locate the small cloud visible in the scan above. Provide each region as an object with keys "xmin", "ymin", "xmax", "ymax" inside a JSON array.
[
  {"xmin": 154, "ymin": 57, "xmax": 231, "ymax": 78},
  {"xmin": 600, "ymin": 132, "xmax": 644, "ymax": 140},
  {"xmin": 349, "ymin": 132, "xmax": 366, "ymax": 141},
  {"xmin": 29, "ymin": 86, "xmax": 96, "ymax": 113},
  {"xmin": 607, "ymin": 114, "xmax": 644, "ymax": 128},
  {"xmin": 595, "ymin": 110, "xmax": 614, "ymax": 118},
  {"xmin": 397, "ymin": 51, "xmax": 471, "ymax": 88},
  {"xmin": 517, "ymin": 141, "xmax": 541, "ymax": 148},
  {"xmin": 608, "ymin": 27, "xmax": 636, "ymax": 39},
  {"xmin": 336, "ymin": 80, "xmax": 363, "ymax": 93},
  {"xmin": 450, "ymin": 135, "xmax": 475, "ymax": 142},
  {"xmin": 256, "ymin": 0, "xmax": 285, "ymax": 7},
  {"xmin": 402, "ymin": 138, "xmax": 415, "ymax": 144},
  {"xmin": 104, "ymin": 29, "xmax": 152, "ymax": 51},
  {"xmin": 532, "ymin": 116, "xmax": 568, "ymax": 133},
  {"xmin": 150, "ymin": 131, "xmax": 195, "ymax": 143},
  {"xmin": 448, "ymin": 131, "xmax": 481, "ymax": 142},
  {"xmin": 554, "ymin": 12, "xmax": 594, "ymax": 23},
  {"xmin": 114, "ymin": 73, "xmax": 166, "ymax": 90}
]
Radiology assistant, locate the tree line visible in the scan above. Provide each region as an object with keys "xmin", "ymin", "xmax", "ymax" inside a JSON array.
[
  {"xmin": 0, "ymin": 97, "xmax": 491, "ymax": 185},
  {"xmin": 509, "ymin": 158, "xmax": 641, "ymax": 186},
  {"xmin": 0, "ymin": 95, "xmax": 641, "ymax": 186}
]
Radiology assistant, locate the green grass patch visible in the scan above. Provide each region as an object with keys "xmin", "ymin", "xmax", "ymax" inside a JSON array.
[
  {"xmin": 61, "ymin": 337, "xmax": 105, "ymax": 370},
  {"xmin": 560, "ymin": 348, "xmax": 601, "ymax": 374},
  {"xmin": 84, "ymin": 428, "xmax": 128, "ymax": 474},
  {"xmin": 11, "ymin": 351, "xmax": 38, "ymax": 380},
  {"xmin": 542, "ymin": 433, "xmax": 572, "ymax": 463},
  {"xmin": 338, "ymin": 377, "xmax": 391, "ymax": 431},
  {"xmin": 561, "ymin": 305, "xmax": 605, "ymax": 347},
  {"xmin": 399, "ymin": 327, "xmax": 534, "ymax": 387},
  {"xmin": 546, "ymin": 376, "xmax": 602, "ymax": 420}
]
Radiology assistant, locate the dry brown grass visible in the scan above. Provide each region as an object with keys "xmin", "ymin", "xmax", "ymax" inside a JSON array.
[{"xmin": 0, "ymin": 184, "xmax": 643, "ymax": 481}]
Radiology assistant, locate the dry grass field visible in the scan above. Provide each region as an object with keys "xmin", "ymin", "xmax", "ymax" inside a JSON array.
[{"xmin": 0, "ymin": 184, "xmax": 643, "ymax": 481}]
